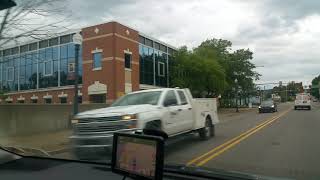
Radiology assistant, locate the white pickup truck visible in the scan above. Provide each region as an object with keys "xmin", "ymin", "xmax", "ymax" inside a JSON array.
[{"xmin": 70, "ymin": 88, "xmax": 219, "ymax": 159}]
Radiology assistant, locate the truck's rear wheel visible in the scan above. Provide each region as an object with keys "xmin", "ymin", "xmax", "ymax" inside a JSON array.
[{"xmin": 199, "ymin": 117, "xmax": 213, "ymax": 140}]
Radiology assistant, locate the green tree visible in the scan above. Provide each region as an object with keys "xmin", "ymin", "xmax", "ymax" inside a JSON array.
[{"xmin": 311, "ymin": 75, "xmax": 320, "ymax": 99}]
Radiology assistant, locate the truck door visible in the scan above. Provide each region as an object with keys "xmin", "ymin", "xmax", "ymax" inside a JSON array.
[
  {"xmin": 177, "ymin": 90, "xmax": 193, "ymax": 131},
  {"xmin": 162, "ymin": 90, "xmax": 183, "ymax": 135}
]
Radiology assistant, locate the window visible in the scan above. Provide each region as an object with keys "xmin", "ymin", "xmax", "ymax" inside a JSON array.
[
  {"xmin": 45, "ymin": 98, "xmax": 52, "ymax": 104},
  {"xmin": 20, "ymin": 45, "xmax": 29, "ymax": 53},
  {"xmin": 31, "ymin": 99, "xmax": 38, "ymax": 103},
  {"xmin": 163, "ymin": 90, "xmax": 178, "ymax": 106},
  {"xmin": 154, "ymin": 42, "xmax": 160, "ymax": 50},
  {"xmin": 11, "ymin": 47, "xmax": 19, "ymax": 55},
  {"xmin": 44, "ymin": 61, "xmax": 52, "ymax": 76},
  {"xmin": 139, "ymin": 36, "xmax": 145, "ymax": 44},
  {"xmin": 93, "ymin": 52, "xmax": 102, "ymax": 69},
  {"xmin": 125, "ymin": 53, "xmax": 131, "ymax": 69},
  {"xmin": 29, "ymin": 43, "xmax": 38, "ymax": 51},
  {"xmin": 60, "ymin": 97, "xmax": 67, "ymax": 104},
  {"xmin": 158, "ymin": 62, "xmax": 165, "ymax": 76},
  {"xmin": 60, "ymin": 34, "xmax": 72, "ymax": 44},
  {"xmin": 7, "ymin": 67, "xmax": 14, "ymax": 81},
  {"xmin": 49, "ymin": 37, "xmax": 59, "ymax": 46},
  {"xmin": 18, "ymin": 100, "xmax": 25, "ymax": 104},
  {"xmin": 39, "ymin": 40, "xmax": 48, "ymax": 49},
  {"xmin": 3, "ymin": 49, "xmax": 11, "ymax": 56},
  {"xmin": 178, "ymin": 91, "xmax": 188, "ymax": 105},
  {"xmin": 68, "ymin": 63, "xmax": 75, "ymax": 72},
  {"xmin": 160, "ymin": 44, "xmax": 167, "ymax": 52},
  {"xmin": 145, "ymin": 38, "xmax": 153, "ymax": 47},
  {"xmin": 89, "ymin": 94, "xmax": 106, "ymax": 103},
  {"xmin": 168, "ymin": 48, "xmax": 174, "ymax": 55}
]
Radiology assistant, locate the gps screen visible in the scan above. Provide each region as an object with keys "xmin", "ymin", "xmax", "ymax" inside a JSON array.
[{"xmin": 115, "ymin": 136, "xmax": 157, "ymax": 178}]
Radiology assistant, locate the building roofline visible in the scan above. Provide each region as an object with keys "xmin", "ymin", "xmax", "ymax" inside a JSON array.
[
  {"xmin": 0, "ymin": 20, "xmax": 177, "ymax": 51},
  {"xmin": 138, "ymin": 31, "xmax": 177, "ymax": 50},
  {"xmin": 0, "ymin": 28, "xmax": 81, "ymax": 51}
]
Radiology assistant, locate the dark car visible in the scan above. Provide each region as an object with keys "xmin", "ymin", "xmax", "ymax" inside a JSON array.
[{"xmin": 259, "ymin": 101, "xmax": 277, "ymax": 113}]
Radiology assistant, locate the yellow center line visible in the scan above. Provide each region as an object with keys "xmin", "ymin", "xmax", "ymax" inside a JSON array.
[
  {"xmin": 195, "ymin": 109, "xmax": 291, "ymax": 166},
  {"xmin": 186, "ymin": 108, "xmax": 291, "ymax": 166}
]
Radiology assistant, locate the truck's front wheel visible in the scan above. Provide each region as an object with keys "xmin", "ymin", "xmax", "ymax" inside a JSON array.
[{"xmin": 199, "ymin": 118, "xmax": 214, "ymax": 140}]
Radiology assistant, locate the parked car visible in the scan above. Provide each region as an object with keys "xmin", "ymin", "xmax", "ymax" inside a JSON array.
[
  {"xmin": 70, "ymin": 88, "xmax": 219, "ymax": 159},
  {"xmin": 294, "ymin": 93, "xmax": 311, "ymax": 110},
  {"xmin": 258, "ymin": 101, "xmax": 277, "ymax": 113}
]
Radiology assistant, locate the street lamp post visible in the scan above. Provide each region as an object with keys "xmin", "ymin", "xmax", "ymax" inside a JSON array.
[
  {"xmin": 235, "ymin": 78, "xmax": 239, "ymax": 112},
  {"xmin": 72, "ymin": 32, "xmax": 83, "ymax": 116}
]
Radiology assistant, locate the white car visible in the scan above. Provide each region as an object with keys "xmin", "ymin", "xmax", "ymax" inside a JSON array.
[
  {"xmin": 70, "ymin": 88, "xmax": 219, "ymax": 159},
  {"xmin": 294, "ymin": 93, "xmax": 311, "ymax": 110}
]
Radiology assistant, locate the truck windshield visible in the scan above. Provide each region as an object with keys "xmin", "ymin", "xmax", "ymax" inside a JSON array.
[{"xmin": 111, "ymin": 91, "xmax": 162, "ymax": 106}]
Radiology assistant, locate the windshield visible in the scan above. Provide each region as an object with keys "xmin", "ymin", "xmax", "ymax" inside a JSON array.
[
  {"xmin": 261, "ymin": 101, "xmax": 273, "ymax": 106},
  {"xmin": 111, "ymin": 91, "xmax": 161, "ymax": 106},
  {"xmin": 1, "ymin": 1, "xmax": 320, "ymax": 180}
]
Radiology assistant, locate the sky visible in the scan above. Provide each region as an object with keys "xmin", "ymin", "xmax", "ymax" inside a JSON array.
[{"xmin": 34, "ymin": 0, "xmax": 320, "ymax": 88}]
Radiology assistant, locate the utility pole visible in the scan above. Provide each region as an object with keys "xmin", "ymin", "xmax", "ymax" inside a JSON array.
[
  {"xmin": 285, "ymin": 86, "xmax": 288, "ymax": 102},
  {"xmin": 72, "ymin": 33, "xmax": 83, "ymax": 116}
]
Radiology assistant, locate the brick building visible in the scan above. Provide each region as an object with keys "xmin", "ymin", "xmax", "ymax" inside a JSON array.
[{"xmin": 0, "ymin": 21, "xmax": 176, "ymax": 104}]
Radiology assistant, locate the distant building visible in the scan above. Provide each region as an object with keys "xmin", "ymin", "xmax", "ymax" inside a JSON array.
[{"xmin": 0, "ymin": 21, "xmax": 176, "ymax": 104}]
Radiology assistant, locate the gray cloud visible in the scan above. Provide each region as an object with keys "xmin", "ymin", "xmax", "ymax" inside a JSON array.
[{"xmin": 57, "ymin": 0, "xmax": 320, "ymax": 86}]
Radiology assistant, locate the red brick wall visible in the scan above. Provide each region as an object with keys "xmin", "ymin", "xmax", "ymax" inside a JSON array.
[
  {"xmin": 4, "ymin": 87, "xmax": 81, "ymax": 104},
  {"xmin": 81, "ymin": 21, "xmax": 140, "ymax": 103}
]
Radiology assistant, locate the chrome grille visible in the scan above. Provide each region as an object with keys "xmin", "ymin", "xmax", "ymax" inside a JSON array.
[
  {"xmin": 75, "ymin": 120, "xmax": 136, "ymax": 133},
  {"xmin": 78, "ymin": 116, "xmax": 121, "ymax": 123},
  {"xmin": 76, "ymin": 124, "xmax": 126, "ymax": 133}
]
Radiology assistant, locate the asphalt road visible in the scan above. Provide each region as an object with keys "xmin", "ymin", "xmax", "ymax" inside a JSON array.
[
  {"xmin": 55, "ymin": 102, "xmax": 320, "ymax": 179},
  {"xmin": 165, "ymin": 102, "xmax": 320, "ymax": 179}
]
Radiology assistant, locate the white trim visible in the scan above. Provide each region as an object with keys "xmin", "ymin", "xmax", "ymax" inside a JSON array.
[
  {"xmin": 58, "ymin": 92, "xmax": 68, "ymax": 98},
  {"xmin": 43, "ymin": 94, "xmax": 53, "ymax": 99},
  {"xmin": 5, "ymin": 97, "xmax": 13, "ymax": 102},
  {"xmin": 78, "ymin": 90, "xmax": 82, "ymax": 96},
  {"xmin": 124, "ymin": 49, "xmax": 132, "ymax": 54},
  {"xmin": 43, "ymin": 60, "xmax": 53, "ymax": 76},
  {"xmin": 91, "ymin": 48, "xmax": 103, "ymax": 53},
  {"xmin": 5, "ymin": 85, "xmax": 82, "ymax": 95},
  {"xmin": 17, "ymin": 96, "xmax": 25, "ymax": 101},
  {"xmin": 30, "ymin": 94, "xmax": 38, "ymax": 100},
  {"xmin": 125, "ymin": 83, "xmax": 132, "ymax": 94},
  {"xmin": 125, "ymin": 68, "xmax": 132, "ymax": 72},
  {"xmin": 92, "ymin": 67, "xmax": 102, "ymax": 71},
  {"xmin": 88, "ymin": 81, "xmax": 107, "ymax": 95},
  {"xmin": 158, "ymin": 62, "xmax": 165, "ymax": 77}
]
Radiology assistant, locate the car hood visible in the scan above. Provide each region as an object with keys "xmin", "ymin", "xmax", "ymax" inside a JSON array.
[{"xmin": 76, "ymin": 104, "xmax": 159, "ymax": 118}]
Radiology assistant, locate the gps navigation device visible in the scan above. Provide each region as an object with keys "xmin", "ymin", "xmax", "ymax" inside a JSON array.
[{"xmin": 111, "ymin": 132, "xmax": 164, "ymax": 180}]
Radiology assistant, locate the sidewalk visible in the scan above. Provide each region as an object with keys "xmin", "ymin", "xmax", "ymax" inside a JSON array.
[{"xmin": 0, "ymin": 130, "xmax": 72, "ymax": 154}]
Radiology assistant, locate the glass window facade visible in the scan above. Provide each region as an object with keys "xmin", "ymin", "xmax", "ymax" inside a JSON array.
[
  {"xmin": 139, "ymin": 44, "xmax": 169, "ymax": 87},
  {"xmin": 0, "ymin": 35, "xmax": 82, "ymax": 93},
  {"xmin": 93, "ymin": 52, "xmax": 102, "ymax": 68}
]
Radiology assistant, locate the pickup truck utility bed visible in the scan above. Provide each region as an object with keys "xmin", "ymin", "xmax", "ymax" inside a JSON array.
[{"xmin": 70, "ymin": 88, "xmax": 219, "ymax": 159}]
